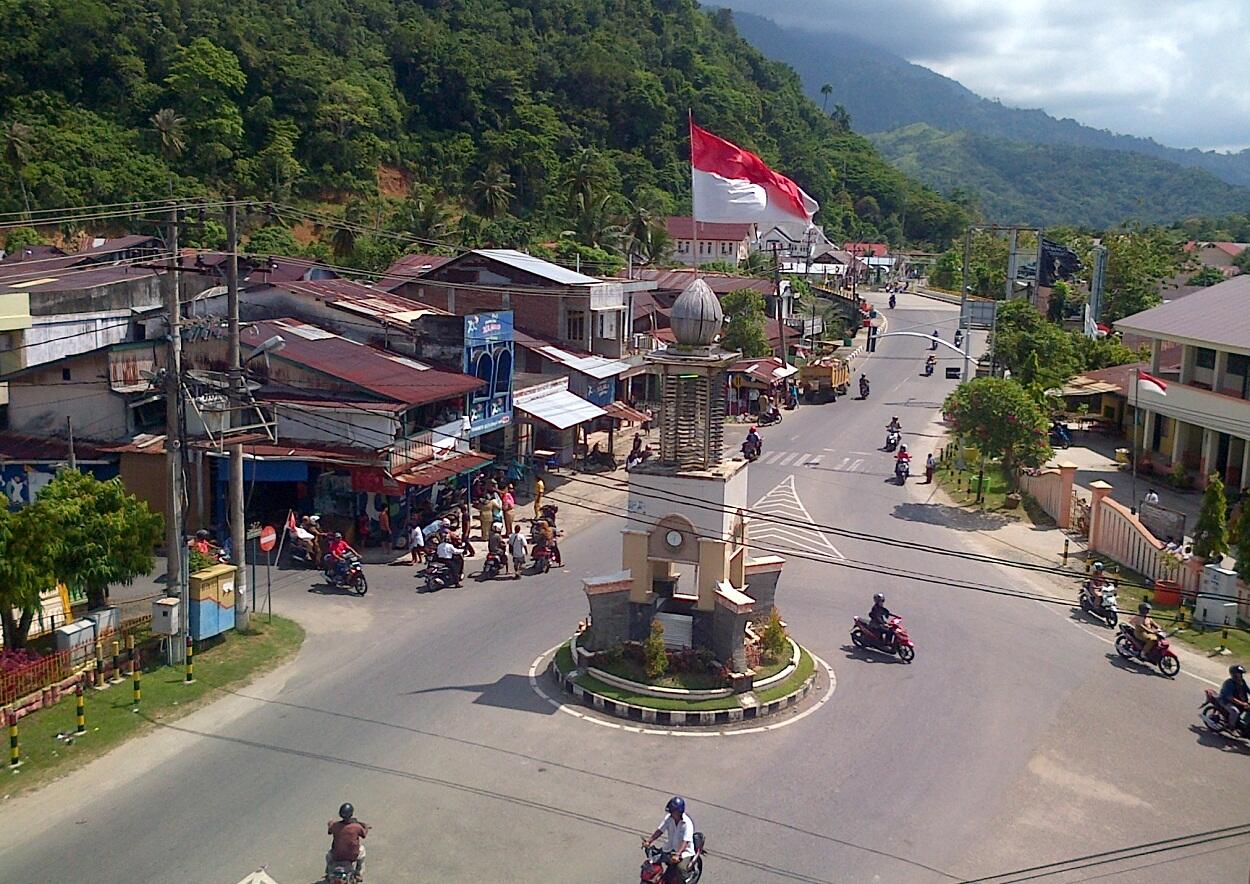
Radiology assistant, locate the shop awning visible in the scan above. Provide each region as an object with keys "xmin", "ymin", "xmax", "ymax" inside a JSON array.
[
  {"xmin": 395, "ymin": 451, "xmax": 494, "ymax": 487},
  {"xmin": 515, "ymin": 389, "xmax": 606, "ymax": 430},
  {"xmin": 603, "ymin": 400, "xmax": 649, "ymax": 423}
]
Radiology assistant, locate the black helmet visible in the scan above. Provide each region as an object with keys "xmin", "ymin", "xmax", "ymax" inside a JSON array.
[
  {"xmin": 665, "ymin": 796, "xmax": 685, "ymax": 814},
  {"xmin": 195, "ymin": 529, "xmax": 209, "ymax": 540},
  {"xmin": 1232, "ymin": 665, "xmax": 1247, "ymax": 677},
  {"xmin": 873, "ymin": 593, "xmax": 885, "ymax": 604},
  {"xmin": 339, "ymin": 803, "xmax": 354, "ymax": 820},
  {"xmin": 1138, "ymin": 602, "xmax": 1151, "ymax": 615}
]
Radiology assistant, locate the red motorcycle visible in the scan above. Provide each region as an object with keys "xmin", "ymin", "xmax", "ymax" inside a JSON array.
[
  {"xmin": 1114, "ymin": 624, "xmax": 1180, "ymax": 677},
  {"xmin": 531, "ymin": 544, "xmax": 554, "ymax": 573},
  {"xmin": 1200, "ymin": 689, "xmax": 1250, "ymax": 740},
  {"xmin": 640, "ymin": 835, "xmax": 705, "ymax": 884},
  {"xmin": 851, "ymin": 615, "xmax": 915, "ymax": 663}
]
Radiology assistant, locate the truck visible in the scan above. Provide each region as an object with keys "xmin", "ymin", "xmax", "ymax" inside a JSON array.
[{"xmin": 799, "ymin": 354, "xmax": 850, "ymax": 403}]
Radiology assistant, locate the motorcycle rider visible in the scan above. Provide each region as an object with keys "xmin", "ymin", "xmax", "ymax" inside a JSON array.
[
  {"xmin": 1219, "ymin": 664, "xmax": 1250, "ymax": 732},
  {"xmin": 487, "ymin": 522, "xmax": 508, "ymax": 574},
  {"xmin": 885, "ymin": 416, "xmax": 901, "ymax": 449},
  {"xmin": 869, "ymin": 592, "xmax": 896, "ymax": 647},
  {"xmin": 895, "ymin": 443, "xmax": 911, "ymax": 477},
  {"xmin": 930, "ymin": 329, "xmax": 940, "ymax": 350},
  {"xmin": 434, "ymin": 530, "xmax": 464, "ymax": 587},
  {"xmin": 326, "ymin": 802, "xmax": 369, "ymax": 881},
  {"xmin": 888, "ymin": 293, "xmax": 897, "ymax": 309},
  {"xmin": 643, "ymin": 796, "xmax": 696, "ymax": 884},
  {"xmin": 1129, "ymin": 602, "xmax": 1163, "ymax": 660},
  {"xmin": 859, "ymin": 374, "xmax": 870, "ymax": 398},
  {"xmin": 326, "ymin": 533, "xmax": 358, "ymax": 583},
  {"xmin": 743, "ymin": 425, "xmax": 762, "ymax": 459}
]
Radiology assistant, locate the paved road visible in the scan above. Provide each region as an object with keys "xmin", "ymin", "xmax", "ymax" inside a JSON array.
[{"xmin": 2, "ymin": 291, "xmax": 1248, "ymax": 883}]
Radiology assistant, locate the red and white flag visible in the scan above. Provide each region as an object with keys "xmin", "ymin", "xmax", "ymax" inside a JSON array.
[
  {"xmin": 1137, "ymin": 369, "xmax": 1167, "ymax": 396},
  {"xmin": 691, "ymin": 121, "xmax": 818, "ymax": 227}
]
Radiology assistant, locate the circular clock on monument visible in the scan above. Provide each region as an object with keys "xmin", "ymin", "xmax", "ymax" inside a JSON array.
[{"xmin": 664, "ymin": 529, "xmax": 684, "ymax": 549}]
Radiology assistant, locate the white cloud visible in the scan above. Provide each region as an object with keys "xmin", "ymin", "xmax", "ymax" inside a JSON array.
[{"xmin": 727, "ymin": 0, "xmax": 1250, "ymax": 150}]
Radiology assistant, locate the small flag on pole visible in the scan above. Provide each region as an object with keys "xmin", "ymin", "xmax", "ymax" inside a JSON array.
[{"xmin": 1137, "ymin": 370, "xmax": 1167, "ymax": 396}]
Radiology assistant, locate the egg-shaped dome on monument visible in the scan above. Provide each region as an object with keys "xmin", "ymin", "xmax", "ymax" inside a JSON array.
[{"xmin": 670, "ymin": 278, "xmax": 723, "ymax": 347}]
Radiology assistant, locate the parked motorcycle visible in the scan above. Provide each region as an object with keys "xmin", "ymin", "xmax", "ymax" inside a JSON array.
[
  {"xmin": 640, "ymin": 835, "xmax": 705, "ymax": 884},
  {"xmin": 1079, "ymin": 580, "xmax": 1119, "ymax": 627},
  {"xmin": 850, "ymin": 615, "xmax": 915, "ymax": 663},
  {"xmin": 1200, "ymin": 689, "xmax": 1250, "ymax": 740},
  {"xmin": 884, "ymin": 430, "xmax": 901, "ymax": 452},
  {"xmin": 895, "ymin": 458, "xmax": 910, "ymax": 485},
  {"xmin": 322, "ymin": 553, "xmax": 368, "ymax": 596},
  {"xmin": 1114, "ymin": 624, "xmax": 1180, "ymax": 677}
]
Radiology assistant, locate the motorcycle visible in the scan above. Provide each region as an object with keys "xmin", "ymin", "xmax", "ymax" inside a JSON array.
[
  {"xmin": 1114, "ymin": 624, "xmax": 1180, "ymax": 677},
  {"xmin": 1079, "ymin": 580, "xmax": 1119, "ymax": 627},
  {"xmin": 895, "ymin": 457, "xmax": 910, "ymax": 485},
  {"xmin": 758, "ymin": 408, "xmax": 782, "ymax": 426},
  {"xmin": 888, "ymin": 294, "xmax": 896, "ymax": 309},
  {"xmin": 322, "ymin": 553, "xmax": 368, "ymax": 596},
  {"xmin": 884, "ymin": 430, "xmax": 901, "ymax": 451},
  {"xmin": 424, "ymin": 558, "xmax": 456, "ymax": 592},
  {"xmin": 954, "ymin": 330, "xmax": 963, "ymax": 348},
  {"xmin": 532, "ymin": 544, "xmax": 554, "ymax": 574},
  {"xmin": 851, "ymin": 615, "xmax": 915, "ymax": 663},
  {"xmin": 1049, "ymin": 425, "xmax": 1072, "ymax": 449},
  {"xmin": 741, "ymin": 440, "xmax": 761, "ymax": 463},
  {"xmin": 481, "ymin": 551, "xmax": 506, "ymax": 579},
  {"xmin": 539, "ymin": 504, "xmax": 559, "ymax": 529},
  {"xmin": 859, "ymin": 379, "xmax": 870, "ymax": 399},
  {"xmin": 640, "ymin": 835, "xmax": 705, "ymax": 884},
  {"xmin": 288, "ymin": 539, "xmax": 319, "ymax": 568},
  {"xmin": 325, "ymin": 860, "xmax": 360, "ymax": 883},
  {"xmin": 923, "ymin": 359, "xmax": 935, "ymax": 377},
  {"xmin": 1200, "ymin": 689, "xmax": 1250, "ymax": 740}
]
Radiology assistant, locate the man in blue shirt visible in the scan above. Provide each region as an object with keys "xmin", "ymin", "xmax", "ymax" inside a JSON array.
[{"xmin": 1219, "ymin": 664, "xmax": 1249, "ymax": 732}]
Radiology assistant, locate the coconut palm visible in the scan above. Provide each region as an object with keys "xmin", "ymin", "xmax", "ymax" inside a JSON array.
[
  {"xmin": 4, "ymin": 121, "xmax": 33, "ymax": 220},
  {"xmin": 151, "ymin": 108, "xmax": 186, "ymax": 163},
  {"xmin": 820, "ymin": 83, "xmax": 833, "ymax": 113},
  {"xmin": 559, "ymin": 148, "xmax": 601, "ymax": 218},
  {"xmin": 620, "ymin": 197, "xmax": 671, "ymax": 266},
  {"xmin": 471, "ymin": 164, "xmax": 515, "ymax": 220}
]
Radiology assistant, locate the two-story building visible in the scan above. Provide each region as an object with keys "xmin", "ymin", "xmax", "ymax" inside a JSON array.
[
  {"xmin": 1115, "ymin": 275, "xmax": 1250, "ymax": 491},
  {"xmin": 665, "ymin": 218, "xmax": 757, "ymax": 267}
]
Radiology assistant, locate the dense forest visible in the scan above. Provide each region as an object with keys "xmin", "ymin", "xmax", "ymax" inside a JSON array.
[
  {"xmin": 871, "ymin": 125, "xmax": 1250, "ymax": 229},
  {"xmin": 0, "ymin": 0, "xmax": 967, "ymax": 264}
]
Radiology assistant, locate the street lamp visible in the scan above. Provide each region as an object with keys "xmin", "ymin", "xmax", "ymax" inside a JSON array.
[{"xmin": 245, "ymin": 334, "xmax": 286, "ymax": 362}]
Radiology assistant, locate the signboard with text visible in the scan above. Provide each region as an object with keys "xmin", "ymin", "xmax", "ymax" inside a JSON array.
[{"xmin": 463, "ymin": 311, "xmax": 514, "ymax": 437}]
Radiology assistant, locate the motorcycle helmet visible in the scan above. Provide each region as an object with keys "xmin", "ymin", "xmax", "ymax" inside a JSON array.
[
  {"xmin": 1093, "ymin": 561, "xmax": 1105, "ymax": 571},
  {"xmin": 750, "ymin": 425, "xmax": 757, "ymax": 432},
  {"xmin": 333, "ymin": 532, "xmax": 343, "ymax": 541},
  {"xmin": 1138, "ymin": 602, "xmax": 1151, "ymax": 615},
  {"xmin": 898, "ymin": 444, "xmax": 907, "ymax": 453},
  {"xmin": 339, "ymin": 803, "xmax": 354, "ymax": 820},
  {"xmin": 1232, "ymin": 665, "xmax": 1247, "ymax": 677},
  {"xmin": 195, "ymin": 529, "xmax": 210, "ymax": 540},
  {"xmin": 873, "ymin": 593, "xmax": 885, "ymax": 604},
  {"xmin": 665, "ymin": 796, "xmax": 686, "ymax": 814}
]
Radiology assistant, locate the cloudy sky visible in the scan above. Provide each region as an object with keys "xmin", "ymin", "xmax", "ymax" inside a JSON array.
[{"xmin": 723, "ymin": 0, "xmax": 1250, "ymax": 152}]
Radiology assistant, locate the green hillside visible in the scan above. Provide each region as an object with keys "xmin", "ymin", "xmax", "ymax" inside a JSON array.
[
  {"xmin": 0, "ymin": 0, "xmax": 965, "ymax": 253},
  {"xmin": 871, "ymin": 125, "xmax": 1250, "ymax": 228}
]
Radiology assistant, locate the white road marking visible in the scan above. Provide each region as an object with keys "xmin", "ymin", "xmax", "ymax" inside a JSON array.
[
  {"xmin": 777, "ymin": 452, "xmax": 797, "ymax": 466},
  {"xmin": 750, "ymin": 474, "xmax": 844, "ymax": 559}
]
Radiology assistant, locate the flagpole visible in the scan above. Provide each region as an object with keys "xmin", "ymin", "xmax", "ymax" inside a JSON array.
[
  {"xmin": 688, "ymin": 109, "xmax": 700, "ymax": 277},
  {"xmin": 1131, "ymin": 368, "xmax": 1139, "ymax": 514}
]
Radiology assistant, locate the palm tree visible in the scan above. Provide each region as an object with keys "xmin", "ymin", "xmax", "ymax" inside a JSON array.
[
  {"xmin": 620, "ymin": 197, "xmax": 671, "ymax": 266},
  {"xmin": 820, "ymin": 83, "xmax": 833, "ymax": 113},
  {"xmin": 471, "ymin": 165, "xmax": 515, "ymax": 220},
  {"xmin": 560, "ymin": 148, "xmax": 600, "ymax": 218},
  {"xmin": 4, "ymin": 121, "xmax": 33, "ymax": 220},
  {"xmin": 394, "ymin": 191, "xmax": 452, "ymax": 243},
  {"xmin": 151, "ymin": 108, "xmax": 186, "ymax": 163},
  {"xmin": 830, "ymin": 103, "xmax": 852, "ymax": 133}
]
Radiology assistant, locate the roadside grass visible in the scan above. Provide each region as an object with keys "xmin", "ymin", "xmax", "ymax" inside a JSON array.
[
  {"xmin": 755, "ymin": 648, "xmax": 816, "ymax": 704},
  {"xmin": 935, "ymin": 450, "xmax": 1049, "ymax": 522},
  {"xmin": 1098, "ymin": 564, "xmax": 1247, "ymax": 665},
  {"xmin": 4, "ymin": 616, "xmax": 304, "ymax": 795}
]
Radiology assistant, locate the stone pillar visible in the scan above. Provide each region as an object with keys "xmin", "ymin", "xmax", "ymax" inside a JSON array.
[
  {"xmin": 1200, "ymin": 428, "xmax": 1217, "ymax": 480},
  {"xmin": 1171, "ymin": 419, "xmax": 1187, "ymax": 470},
  {"xmin": 1149, "ymin": 338, "xmax": 1162, "ymax": 374},
  {"xmin": 1088, "ymin": 481, "xmax": 1113, "ymax": 554},
  {"xmin": 1214, "ymin": 350, "xmax": 1229, "ymax": 395},
  {"xmin": 1180, "ymin": 344, "xmax": 1196, "ymax": 385},
  {"xmin": 1141, "ymin": 410, "xmax": 1156, "ymax": 456},
  {"xmin": 622, "ymin": 530, "xmax": 650, "ymax": 603},
  {"xmin": 581, "ymin": 575, "xmax": 633, "ymax": 651},
  {"xmin": 696, "ymin": 538, "xmax": 728, "ymax": 612},
  {"xmin": 1242, "ymin": 438, "xmax": 1250, "ymax": 492},
  {"xmin": 743, "ymin": 556, "xmax": 785, "ymax": 623},
  {"xmin": 712, "ymin": 583, "xmax": 755, "ymax": 673},
  {"xmin": 1056, "ymin": 461, "xmax": 1078, "ymax": 529}
]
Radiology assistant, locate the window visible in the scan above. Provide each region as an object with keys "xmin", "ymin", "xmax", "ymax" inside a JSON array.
[
  {"xmin": 62, "ymin": 367, "xmax": 71, "ymax": 381},
  {"xmin": 566, "ymin": 310, "xmax": 586, "ymax": 342},
  {"xmin": 1196, "ymin": 347, "xmax": 1216, "ymax": 369},
  {"xmin": 596, "ymin": 311, "xmax": 617, "ymax": 340},
  {"xmin": 721, "ymin": 242, "xmax": 731, "ymax": 255},
  {"xmin": 1228, "ymin": 353, "xmax": 1250, "ymax": 375}
]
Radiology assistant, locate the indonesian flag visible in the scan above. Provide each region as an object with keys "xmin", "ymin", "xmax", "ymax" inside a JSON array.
[
  {"xmin": 1137, "ymin": 369, "xmax": 1167, "ymax": 396},
  {"xmin": 691, "ymin": 121, "xmax": 818, "ymax": 226}
]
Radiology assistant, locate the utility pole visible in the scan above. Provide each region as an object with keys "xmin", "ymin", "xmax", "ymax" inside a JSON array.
[
  {"xmin": 226, "ymin": 202, "xmax": 249, "ymax": 630},
  {"xmin": 163, "ymin": 204, "xmax": 185, "ymax": 660},
  {"xmin": 959, "ymin": 226, "xmax": 972, "ymax": 383},
  {"xmin": 66, "ymin": 416, "xmax": 76, "ymax": 470}
]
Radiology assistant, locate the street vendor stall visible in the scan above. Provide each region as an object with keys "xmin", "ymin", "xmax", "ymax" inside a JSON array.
[{"xmin": 726, "ymin": 357, "xmax": 799, "ymax": 417}]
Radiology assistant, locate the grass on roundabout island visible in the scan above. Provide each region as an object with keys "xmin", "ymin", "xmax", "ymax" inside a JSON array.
[
  {"xmin": 554, "ymin": 639, "xmax": 816, "ymax": 712},
  {"xmin": 5, "ymin": 616, "xmax": 304, "ymax": 795}
]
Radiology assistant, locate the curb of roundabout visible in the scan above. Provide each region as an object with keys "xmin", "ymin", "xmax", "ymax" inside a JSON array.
[{"xmin": 527, "ymin": 639, "xmax": 837, "ymax": 737}]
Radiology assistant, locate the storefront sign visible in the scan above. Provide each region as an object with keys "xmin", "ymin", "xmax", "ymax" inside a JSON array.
[
  {"xmin": 583, "ymin": 376, "xmax": 615, "ymax": 406},
  {"xmin": 464, "ymin": 311, "xmax": 514, "ymax": 437},
  {"xmin": 350, "ymin": 467, "xmax": 402, "ymax": 496}
]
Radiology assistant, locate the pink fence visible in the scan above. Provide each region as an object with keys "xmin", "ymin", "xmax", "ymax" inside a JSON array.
[
  {"xmin": 1017, "ymin": 463, "xmax": 1077, "ymax": 529},
  {"xmin": 1, "ymin": 613, "xmax": 154, "ymax": 707},
  {"xmin": 1088, "ymin": 486, "xmax": 1203, "ymax": 597}
]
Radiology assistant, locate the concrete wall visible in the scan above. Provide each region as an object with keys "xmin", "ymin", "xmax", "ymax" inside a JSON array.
[
  {"xmin": 626, "ymin": 466, "xmax": 748, "ymax": 544},
  {"xmin": 7, "ymin": 352, "xmax": 129, "ymax": 440},
  {"xmin": 273, "ymin": 404, "xmax": 397, "ymax": 448}
]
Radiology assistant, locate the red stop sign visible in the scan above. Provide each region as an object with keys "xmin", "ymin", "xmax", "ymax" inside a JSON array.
[{"xmin": 259, "ymin": 525, "xmax": 278, "ymax": 552}]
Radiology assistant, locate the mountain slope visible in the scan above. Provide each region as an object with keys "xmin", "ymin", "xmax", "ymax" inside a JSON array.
[
  {"xmin": 727, "ymin": 8, "xmax": 1250, "ymax": 190},
  {"xmin": 0, "ymin": 0, "xmax": 965, "ymax": 249},
  {"xmin": 871, "ymin": 124, "xmax": 1250, "ymax": 228}
]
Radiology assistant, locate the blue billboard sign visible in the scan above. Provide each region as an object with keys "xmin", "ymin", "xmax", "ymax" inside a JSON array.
[{"xmin": 463, "ymin": 311, "xmax": 514, "ymax": 437}]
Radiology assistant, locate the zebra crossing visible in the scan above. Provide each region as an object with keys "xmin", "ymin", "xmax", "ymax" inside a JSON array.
[
  {"xmin": 748, "ymin": 474, "xmax": 844, "ymax": 559},
  {"xmin": 752, "ymin": 450, "xmax": 871, "ymax": 474}
]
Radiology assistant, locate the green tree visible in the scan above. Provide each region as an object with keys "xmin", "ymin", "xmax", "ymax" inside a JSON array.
[
  {"xmin": 150, "ymin": 108, "xmax": 186, "ymax": 164},
  {"xmin": 643, "ymin": 618, "xmax": 668, "ymax": 679},
  {"xmin": 943, "ymin": 377, "xmax": 1051, "ymax": 480},
  {"xmin": 245, "ymin": 225, "xmax": 301, "ymax": 257},
  {"xmin": 38, "ymin": 471, "xmax": 163, "ymax": 610},
  {"xmin": 829, "ymin": 103, "xmax": 852, "ymax": 132},
  {"xmin": 164, "ymin": 37, "xmax": 246, "ymax": 174},
  {"xmin": 3, "ymin": 121, "xmax": 33, "ymax": 219},
  {"xmin": 471, "ymin": 164, "xmax": 515, "ymax": 220},
  {"xmin": 761, "ymin": 608, "xmax": 788, "ymax": 660},
  {"xmin": 0, "ymin": 495, "xmax": 60, "ymax": 648},
  {"xmin": 3, "ymin": 226, "xmax": 42, "ymax": 252},
  {"xmin": 820, "ymin": 83, "xmax": 832, "ymax": 113},
  {"xmin": 1192, "ymin": 473, "xmax": 1229, "ymax": 562},
  {"xmin": 720, "ymin": 289, "xmax": 771, "ymax": 357},
  {"xmin": 1231, "ymin": 503, "xmax": 1250, "ymax": 583},
  {"xmin": 1187, "ymin": 266, "xmax": 1226, "ymax": 287}
]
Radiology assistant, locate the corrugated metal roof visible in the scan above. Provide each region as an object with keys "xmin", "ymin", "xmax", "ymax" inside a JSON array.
[
  {"xmin": 665, "ymin": 217, "xmax": 755, "ymax": 240},
  {"xmin": 633, "ymin": 268, "xmax": 773, "ymax": 296},
  {"xmin": 1114, "ymin": 275, "xmax": 1250, "ymax": 352},
  {"xmin": 515, "ymin": 388, "xmax": 606, "ymax": 430},
  {"xmin": 472, "ymin": 249, "xmax": 601, "ymax": 286},
  {"xmin": 0, "ymin": 433, "xmax": 110, "ymax": 462},
  {"xmin": 242, "ymin": 318, "xmax": 482, "ymax": 407}
]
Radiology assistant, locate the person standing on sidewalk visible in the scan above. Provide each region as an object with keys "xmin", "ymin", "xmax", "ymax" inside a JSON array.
[
  {"xmin": 502, "ymin": 482, "xmax": 516, "ymax": 534},
  {"xmin": 924, "ymin": 452, "xmax": 936, "ymax": 484},
  {"xmin": 508, "ymin": 523, "xmax": 528, "ymax": 579},
  {"xmin": 532, "ymin": 476, "xmax": 545, "ymax": 520}
]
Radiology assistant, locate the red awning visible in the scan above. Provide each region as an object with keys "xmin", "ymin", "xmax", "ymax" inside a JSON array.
[
  {"xmin": 602, "ymin": 401, "xmax": 649, "ymax": 423},
  {"xmin": 395, "ymin": 451, "xmax": 494, "ymax": 487}
]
